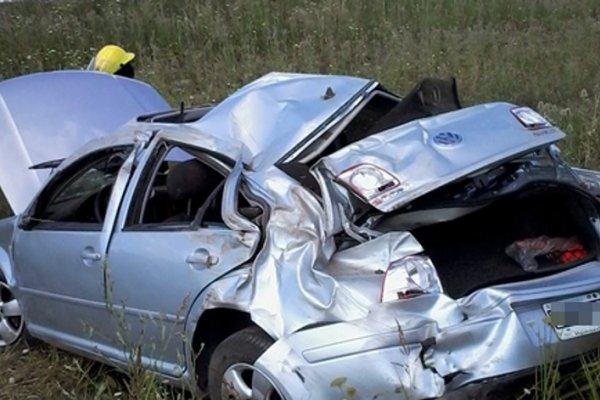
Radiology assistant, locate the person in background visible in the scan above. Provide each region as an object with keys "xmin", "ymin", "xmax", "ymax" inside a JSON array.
[{"xmin": 87, "ymin": 44, "xmax": 135, "ymax": 78}]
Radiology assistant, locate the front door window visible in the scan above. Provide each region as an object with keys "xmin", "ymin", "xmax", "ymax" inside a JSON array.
[{"xmin": 27, "ymin": 147, "xmax": 131, "ymax": 230}]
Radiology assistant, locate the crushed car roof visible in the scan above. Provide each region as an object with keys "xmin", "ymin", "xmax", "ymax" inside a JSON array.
[
  {"xmin": 74, "ymin": 72, "xmax": 375, "ymax": 168},
  {"xmin": 189, "ymin": 72, "xmax": 373, "ymax": 169}
]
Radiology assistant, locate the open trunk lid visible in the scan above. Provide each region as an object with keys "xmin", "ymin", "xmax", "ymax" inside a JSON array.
[
  {"xmin": 321, "ymin": 102, "xmax": 565, "ymax": 212},
  {"xmin": 0, "ymin": 70, "xmax": 169, "ymax": 214}
]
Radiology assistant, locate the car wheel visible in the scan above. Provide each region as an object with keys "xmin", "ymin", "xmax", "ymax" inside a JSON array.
[
  {"xmin": 0, "ymin": 276, "xmax": 24, "ymax": 348},
  {"xmin": 208, "ymin": 326, "xmax": 283, "ymax": 400}
]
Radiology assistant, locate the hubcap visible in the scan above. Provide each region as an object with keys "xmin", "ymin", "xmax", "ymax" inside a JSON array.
[
  {"xmin": 221, "ymin": 363, "xmax": 282, "ymax": 400},
  {"xmin": 0, "ymin": 281, "xmax": 23, "ymax": 347}
]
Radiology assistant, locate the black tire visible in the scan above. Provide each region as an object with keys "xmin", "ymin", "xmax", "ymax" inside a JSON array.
[{"xmin": 208, "ymin": 326, "xmax": 279, "ymax": 400}]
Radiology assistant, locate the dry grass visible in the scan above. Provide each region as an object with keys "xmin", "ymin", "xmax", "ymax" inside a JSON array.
[
  {"xmin": 0, "ymin": 344, "xmax": 121, "ymax": 399},
  {"xmin": 1, "ymin": 0, "xmax": 600, "ymax": 398},
  {"xmin": 0, "ymin": 343, "xmax": 190, "ymax": 400}
]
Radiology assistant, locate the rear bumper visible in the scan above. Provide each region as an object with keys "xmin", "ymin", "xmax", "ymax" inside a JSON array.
[
  {"xmin": 441, "ymin": 354, "xmax": 588, "ymax": 399},
  {"xmin": 255, "ymin": 262, "xmax": 600, "ymax": 399}
]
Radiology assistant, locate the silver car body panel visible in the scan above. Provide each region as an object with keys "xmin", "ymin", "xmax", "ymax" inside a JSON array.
[
  {"xmin": 190, "ymin": 72, "xmax": 373, "ymax": 169},
  {"xmin": 0, "ymin": 70, "xmax": 169, "ymax": 214},
  {"xmin": 13, "ymin": 121, "xmax": 255, "ymax": 376},
  {"xmin": 207, "ymin": 160, "xmax": 428, "ymax": 337},
  {"xmin": 13, "ymin": 146, "xmax": 139, "ymax": 353},
  {"xmin": 105, "ymin": 132, "xmax": 259, "ymax": 376},
  {"xmin": 320, "ymin": 102, "xmax": 565, "ymax": 212}
]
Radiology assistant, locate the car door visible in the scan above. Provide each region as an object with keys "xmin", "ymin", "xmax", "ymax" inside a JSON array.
[
  {"xmin": 12, "ymin": 145, "xmax": 135, "ymax": 353},
  {"xmin": 106, "ymin": 141, "xmax": 260, "ymax": 376}
]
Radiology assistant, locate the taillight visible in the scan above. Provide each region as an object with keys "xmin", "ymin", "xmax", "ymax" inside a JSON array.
[
  {"xmin": 380, "ymin": 255, "xmax": 443, "ymax": 302},
  {"xmin": 511, "ymin": 107, "xmax": 552, "ymax": 130},
  {"xmin": 336, "ymin": 163, "xmax": 400, "ymax": 203}
]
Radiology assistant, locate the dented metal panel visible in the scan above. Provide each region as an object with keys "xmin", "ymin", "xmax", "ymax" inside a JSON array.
[
  {"xmin": 252, "ymin": 264, "xmax": 600, "ymax": 399},
  {"xmin": 191, "ymin": 72, "xmax": 372, "ymax": 169},
  {"xmin": 206, "ymin": 161, "xmax": 436, "ymax": 337},
  {"xmin": 320, "ymin": 102, "xmax": 565, "ymax": 212},
  {"xmin": 5, "ymin": 71, "xmax": 600, "ymax": 399}
]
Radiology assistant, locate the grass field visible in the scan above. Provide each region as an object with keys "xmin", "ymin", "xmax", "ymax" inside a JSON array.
[{"xmin": 1, "ymin": 0, "xmax": 600, "ymax": 398}]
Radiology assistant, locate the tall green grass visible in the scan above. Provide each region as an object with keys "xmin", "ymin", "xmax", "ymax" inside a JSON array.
[
  {"xmin": 0, "ymin": 344, "xmax": 187, "ymax": 399},
  {"xmin": 1, "ymin": 0, "xmax": 600, "ymax": 129},
  {"xmin": 1, "ymin": 0, "xmax": 600, "ymax": 218},
  {"xmin": 1, "ymin": 0, "xmax": 600, "ymax": 398}
]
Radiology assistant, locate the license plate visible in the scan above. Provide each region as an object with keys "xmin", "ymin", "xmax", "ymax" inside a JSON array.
[{"xmin": 542, "ymin": 292, "xmax": 600, "ymax": 340}]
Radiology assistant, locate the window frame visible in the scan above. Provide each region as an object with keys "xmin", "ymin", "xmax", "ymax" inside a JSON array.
[
  {"xmin": 23, "ymin": 145, "xmax": 133, "ymax": 232},
  {"xmin": 124, "ymin": 141, "xmax": 232, "ymax": 232}
]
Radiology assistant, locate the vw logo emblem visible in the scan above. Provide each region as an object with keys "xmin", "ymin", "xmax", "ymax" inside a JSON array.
[{"xmin": 433, "ymin": 132, "xmax": 463, "ymax": 147}]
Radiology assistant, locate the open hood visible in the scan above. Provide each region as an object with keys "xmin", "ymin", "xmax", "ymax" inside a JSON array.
[
  {"xmin": 321, "ymin": 102, "xmax": 565, "ymax": 212},
  {"xmin": 191, "ymin": 72, "xmax": 373, "ymax": 169},
  {"xmin": 0, "ymin": 70, "xmax": 169, "ymax": 214}
]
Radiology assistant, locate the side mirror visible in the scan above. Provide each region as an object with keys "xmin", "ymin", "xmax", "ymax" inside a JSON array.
[{"xmin": 17, "ymin": 215, "xmax": 34, "ymax": 231}]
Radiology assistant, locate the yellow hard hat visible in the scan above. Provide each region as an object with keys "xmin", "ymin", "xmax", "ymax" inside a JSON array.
[{"xmin": 92, "ymin": 45, "xmax": 135, "ymax": 74}]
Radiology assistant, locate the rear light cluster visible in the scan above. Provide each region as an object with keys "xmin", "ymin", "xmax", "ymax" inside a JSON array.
[
  {"xmin": 380, "ymin": 255, "xmax": 443, "ymax": 302},
  {"xmin": 336, "ymin": 163, "xmax": 400, "ymax": 204},
  {"xmin": 511, "ymin": 107, "xmax": 552, "ymax": 130}
]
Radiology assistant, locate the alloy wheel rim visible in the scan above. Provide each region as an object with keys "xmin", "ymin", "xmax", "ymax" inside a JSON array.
[
  {"xmin": 221, "ymin": 362, "xmax": 282, "ymax": 400},
  {"xmin": 0, "ymin": 281, "xmax": 23, "ymax": 347}
]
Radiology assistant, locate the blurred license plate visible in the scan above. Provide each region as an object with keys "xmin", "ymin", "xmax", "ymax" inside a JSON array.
[{"xmin": 542, "ymin": 292, "xmax": 600, "ymax": 340}]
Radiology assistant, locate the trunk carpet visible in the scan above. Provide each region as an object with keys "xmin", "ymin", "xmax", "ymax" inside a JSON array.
[{"xmin": 412, "ymin": 188, "xmax": 597, "ymax": 298}]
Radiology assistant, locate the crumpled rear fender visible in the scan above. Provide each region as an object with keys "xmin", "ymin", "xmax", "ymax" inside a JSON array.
[
  {"xmin": 182, "ymin": 268, "xmax": 253, "ymax": 371},
  {"xmin": 254, "ymin": 294, "xmax": 463, "ymax": 400},
  {"xmin": 255, "ymin": 327, "xmax": 444, "ymax": 400},
  {"xmin": 255, "ymin": 263, "xmax": 600, "ymax": 399},
  {"xmin": 427, "ymin": 261, "xmax": 600, "ymax": 389}
]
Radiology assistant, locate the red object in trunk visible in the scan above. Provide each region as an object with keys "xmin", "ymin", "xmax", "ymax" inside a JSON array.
[{"xmin": 506, "ymin": 236, "xmax": 586, "ymax": 272}]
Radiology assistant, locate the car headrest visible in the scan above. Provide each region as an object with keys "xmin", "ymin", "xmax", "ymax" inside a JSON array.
[
  {"xmin": 369, "ymin": 77, "xmax": 461, "ymax": 135},
  {"xmin": 166, "ymin": 159, "xmax": 215, "ymax": 202}
]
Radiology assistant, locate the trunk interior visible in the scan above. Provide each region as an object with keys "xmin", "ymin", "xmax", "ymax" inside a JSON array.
[{"xmin": 407, "ymin": 185, "xmax": 600, "ymax": 298}]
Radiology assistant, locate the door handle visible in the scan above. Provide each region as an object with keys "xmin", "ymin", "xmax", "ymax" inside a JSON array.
[
  {"xmin": 81, "ymin": 247, "xmax": 102, "ymax": 262},
  {"xmin": 186, "ymin": 248, "xmax": 219, "ymax": 268}
]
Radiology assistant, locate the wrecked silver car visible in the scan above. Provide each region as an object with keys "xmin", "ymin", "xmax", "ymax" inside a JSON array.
[{"xmin": 1, "ymin": 70, "xmax": 600, "ymax": 399}]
